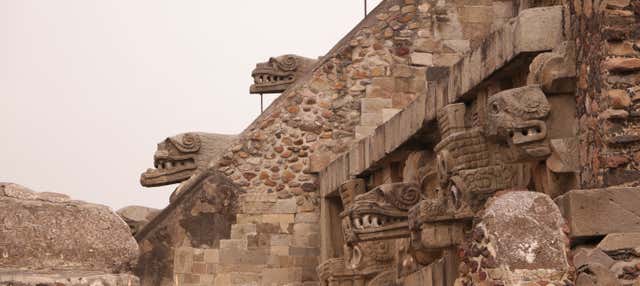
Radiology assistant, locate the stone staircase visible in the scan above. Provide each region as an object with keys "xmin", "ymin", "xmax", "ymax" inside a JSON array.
[{"xmin": 186, "ymin": 193, "xmax": 319, "ymax": 286}]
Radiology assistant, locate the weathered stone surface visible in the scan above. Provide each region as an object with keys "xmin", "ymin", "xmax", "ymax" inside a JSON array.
[
  {"xmin": 604, "ymin": 57, "xmax": 640, "ymax": 73},
  {"xmin": 410, "ymin": 52, "xmax": 433, "ymax": 66},
  {"xmin": 117, "ymin": 205, "xmax": 160, "ymax": 236},
  {"xmin": 575, "ymin": 263, "xmax": 621, "ymax": 286},
  {"xmin": 0, "ymin": 183, "xmax": 139, "ymax": 272},
  {"xmin": 0, "ymin": 271, "xmax": 140, "ymax": 286},
  {"xmin": 515, "ymin": 6, "xmax": 564, "ymax": 53},
  {"xmin": 135, "ymin": 170, "xmax": 241, "ymax": 286},
  {"xmin": 573, "ymin": 247, "xmax": 615, "ymax": 269},
  {"xmin": 597, "ymin": 233, "xmax": 640, "ymax": 254},
  {"xmin": 556, "ymin": 188, "xmax": 640, "ymax": 238},
  {"xmin": 477, "ymin": 191, "xmax": 569, "ymax": 283}
]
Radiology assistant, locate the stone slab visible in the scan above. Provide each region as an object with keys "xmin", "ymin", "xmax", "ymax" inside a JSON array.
[
  {"xmin": 598, "ymin": 233, "xmax": 640, "ymax": 254},
  {"xmin": 556, "ymin": 188, "xmax": 640, "ymax": 239},
  {"xmin": 573, "ymin": 247, "xmax": 615, "ymax": 269}
]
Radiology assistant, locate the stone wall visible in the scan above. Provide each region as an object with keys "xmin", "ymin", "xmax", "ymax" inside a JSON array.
[
  {"xmin": 136, "ymin": 171, "xmax": 241, "ymax": 286},
  {"xmin": 574, "ymin": 0, "xmax": 640, "ymax": 187}
]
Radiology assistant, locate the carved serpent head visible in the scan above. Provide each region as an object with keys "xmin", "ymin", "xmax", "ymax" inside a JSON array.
[
  {"xmin": 485, "ymin": 85, "xmax": 551, "ymax": 159},
  {"xmin": 341, "ymin": 183, "xmax": 422, "ymax": 244},
  {"xmin": 249, "ymin": 54, "xmax": 318, "ymax": 94},
  {"xmin": 140, "ymin": 133, "xmax": 236, "ymax": 187}
]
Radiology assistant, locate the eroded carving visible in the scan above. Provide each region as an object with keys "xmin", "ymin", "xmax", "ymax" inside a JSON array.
[
  {"xmin": 484, "ymin": 85, "xmax": 552, "ymax": 159},
  {"xmin": 527, "ymin": 41, "xmax": 577, "ymax": 94},
  {"xmin": 341, "ymin": 183, "xmax": 422, "ymax": 243},
  {"xmin": 250, "ymin": 55, "xmax": 318, "ymax": 94},
  {"xmin": 140, "ymin": 132, "xmax": 236, "ymax": 187},
  {"xmin": 435, "ymin": 85, "xmax": 552, "ymax": 201}
]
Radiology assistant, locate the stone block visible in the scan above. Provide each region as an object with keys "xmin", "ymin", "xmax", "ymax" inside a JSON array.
[
  {"xmin": 360, "ymin": 112, "xmax": 383, "ymax": 126},
  {"xmin": 174, "ymin": 247, "xmax": 194, "ymax": 273},
  {"xmin": 433, "ymin": 53, "xmax": 462, "ymax": 67},
  {"xmin": 515, "ymin": 6, "xmax": 564, "ymax": 53},
  {"xmin": 361, "ymin": 98, "xmax": 392, "ymax": 113},
  {"xmin": 289, "ymin": 247, "xmax": 320, "ymax": 257},
  {"xmin": 392, "ymin": 64, "xmax": 421, "ymax": 77},
  {"xmin": 271, "ymin": 245, "xmax": 290, "ymax": 256},
  {"xmin": 219, "ymin": 248, "xmax": 268, "ymax": 265},
  {"xmin": 261, "ymin": 267, "xmax": 303, "ymax": 285},
  {"xmin": 410, "ymin": 52, "xmax": 433, "ymax": 66},
  {"xmin": 366, "ymin": 78, "xmax": 394, "ymax": 98},
  {"xmin": 237, "ymin": 214, "xmax": 263, "ymax": 224},
  {"xmin": 443, "ymin": 40, "xmax": 470, "ymax": 54},
  {"xmin": 293, "ymin": 223, "xmax": 320, "ymax": 235},
  {"xmin": 556, "ymin": 188, "xmax": 640, "ymax": 238},
  {"xmin": 295, "ymin": 212, "xmax": 319, "ymax": 223},
  {"xmin": 598, "ymin": 232, "xmax": 640, "ymax": 254},
  {"xmin": 420, "ymin": 223, "xmax": 465, "ymax": 249},
  {"xmin": 308, "ymin": 153, "xmax": 333, "ymax": 173},
  {"xmin": 231, "ymin": 223, "xmax": 257, "ymax": 239},
  {"xmin": 219, "ymin": 239, "xmax": 247, "ymax": 250},
  {"xmin": 270, "ymin": 234, "xmax": 291, "ymax": 246},
  {"xmin": 229, "ymin": 272, "xmax": 261, "ymax": 286},
  {"xmin": 493, "ymin": 2, "xmax": 514, "ymax": 18},
  {"xmin": 573, "ymin": 247, "xmax": 615, "ymax": 269},
  {"xmin": 575, "ymin": 263, "xmax": 620, "ymax": 286},
  {"xmin": 414, "ymin": 38, "xmax": 443, "ymax": 53},
  {"xmin": 241, "ymin": 198, "xmax": 298, "ymax": 214},
  {"xmin": 355, "ymin": 126, "xmax": 376, "ymax": 138},
  {"xmin": 263, "ymin": 214, "xmax": 296, "ymax": 225},
  {"xmin": 214, "ymin": 273, "xmax": 231, "ymax": 285},
  {"xmin": 382, "ymin": 108, "xmax": 401, "ymax": 122},
  {"xmin": 292, "ymin": 233, "xmax": 320, "ymax": 248},
  {"xmin": 240, "ymin": 193, "xmax": 278, "ymax": 203},
  {"xmin": 458, "ymin": 5, "xmax": 494, "ymax": 23},
  {"xmin": 203, "ymin": 249, "xmax": 219, "ymax": 264}
]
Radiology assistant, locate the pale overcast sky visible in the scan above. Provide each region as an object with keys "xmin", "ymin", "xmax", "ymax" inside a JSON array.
[{"xmin": 1, "ymin": 0, "xmax": 384, "ymax": 210}]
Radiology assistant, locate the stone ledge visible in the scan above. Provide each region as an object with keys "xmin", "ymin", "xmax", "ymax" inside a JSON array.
[{"xmin": 442, "ymin": 5, "xmax": 565, "ymax": 106}]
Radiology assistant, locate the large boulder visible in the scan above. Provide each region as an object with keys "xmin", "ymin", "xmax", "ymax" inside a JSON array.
[{"xmin": 0, "ymin": 183, "xmax": 139, "ymax": 272}]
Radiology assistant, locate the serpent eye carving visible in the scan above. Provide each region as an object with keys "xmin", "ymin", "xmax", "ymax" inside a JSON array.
[
  {"xmin": 386, "ymin": 185, "xmax": 421, "ymax": 210},
  {"xmin": 170, "ymin": 133, "xmax": 201, "ymax": 153},
  {"xmin": 273, "ymin": 56, "xmax": 298, "ymax": 71},
  {"xmin": 491, "ymin": 102, "xmax": 500, "ymax": 114}
]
